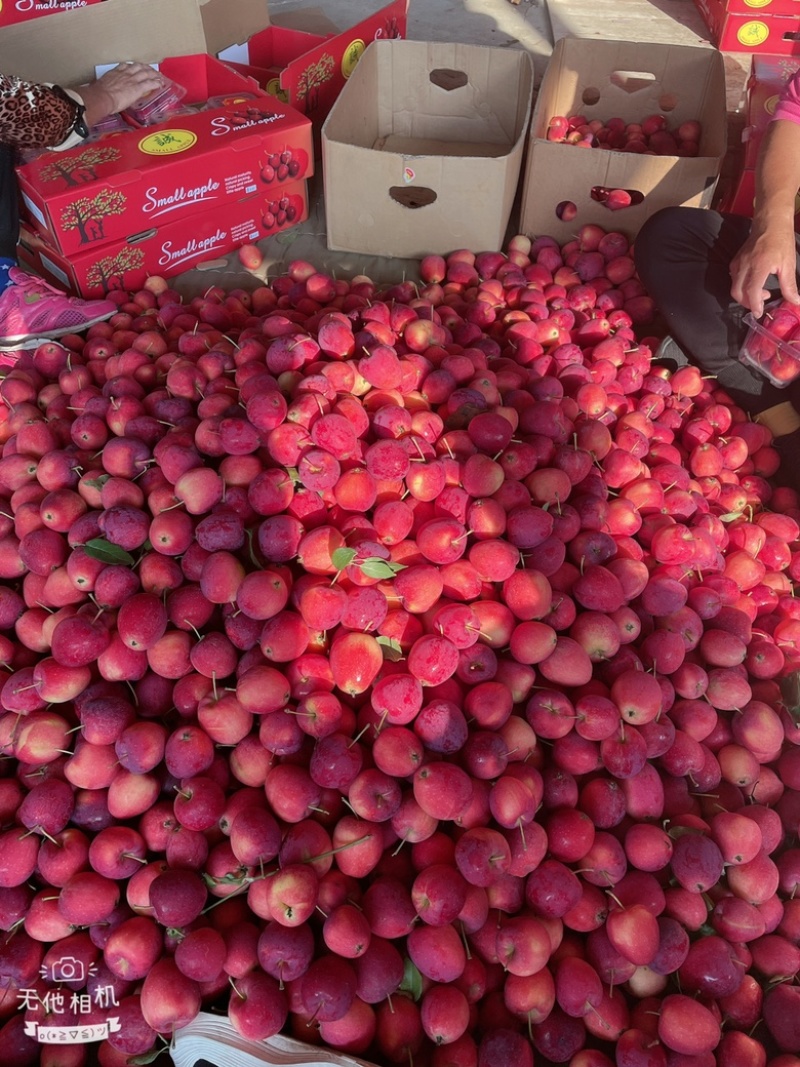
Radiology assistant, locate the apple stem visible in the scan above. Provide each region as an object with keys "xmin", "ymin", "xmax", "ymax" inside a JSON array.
[
  {"xmin": 305, "ymin": 834, "xmax": 373, "ymax": 865},
  {"xmin": 459, "ymin": 921, "xmax": 472, "ymax": 960},
  {"xmin": 391, "ymin": 837, "xmax": 407, "ymax": 857},
  {"xmin": 228, "ymin": 976, "xmax": 246, "ymax": 1000},
  {"xmin": 348, "ymin": 724, "xmax": 370, "ymax": 749}
]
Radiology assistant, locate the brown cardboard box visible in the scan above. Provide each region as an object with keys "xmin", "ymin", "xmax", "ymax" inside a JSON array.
[
  {"xmin": 322, "ymin": 39, "xmax": 534, "ymax": 258},
  {"xmin": 0, "ymin": 0, "xmax": 271, "ymax": 84},
  {"xmin": 519, "ymin": 37, "xmax": 727, "ymax": 242}
]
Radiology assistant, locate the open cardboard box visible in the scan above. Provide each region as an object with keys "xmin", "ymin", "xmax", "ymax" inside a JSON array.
[
  {"xmin": 18, "ymin": 178, "xmax": 308, "ymax": 298},
  {"xmin": 16, "ymin": 54, "xmax": 313, "ymax": 258},
  {"xmin": 218, "ymin": 0, "xmax": 408, "ymax": 131},
  {"xmin": 519, "ymin": 37, "xmax": 727, "ymax": 242},
  {"xmin": 322, "ymin": 39, "xmax": 534, "ymax": 259},
  {"xmin": 0, "ymin": 0, "xmax": 271, "ymax": 83}
]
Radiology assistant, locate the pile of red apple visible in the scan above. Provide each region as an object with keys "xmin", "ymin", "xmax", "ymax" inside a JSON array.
[
  {"xmin": 547, "ymin": 113, "xmax": 702, "ymax": 157},
  {"xmin": 0, "ymin": 221, "xmax": 798, "ymax": 1067}
]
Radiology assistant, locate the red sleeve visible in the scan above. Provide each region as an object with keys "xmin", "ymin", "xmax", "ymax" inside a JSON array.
[
  {"xmin": 0, "ymin": 73, "xmax": 77, "ymax": 148},
  {"xmin": 771, "ymin": 69, "xmax": 800, "ymax": 127}
]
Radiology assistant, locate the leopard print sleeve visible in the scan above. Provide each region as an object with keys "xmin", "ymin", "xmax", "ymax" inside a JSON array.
[{"xmin": 0, "ymin": 73, "xmax": 78, "ymax": 150}]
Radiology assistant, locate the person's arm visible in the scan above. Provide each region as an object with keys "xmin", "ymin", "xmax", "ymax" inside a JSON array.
[
  {"xmin": 729, "ymin": 69, "xmax": 800, "ymax": 318},
  {"xmin": 729, "ymin": 118, "xmax": 800, "ymax": 317},
  {"xmin": 73, "ymin": 62, "xmax": 164, "ymax": 128},
  {"xmin": 0, "ymin": 64, "xmax": 164, "ymax": 153},
  {"xmin": 0, "ymin": 73, "xmax": 77, "ymax": 149}
]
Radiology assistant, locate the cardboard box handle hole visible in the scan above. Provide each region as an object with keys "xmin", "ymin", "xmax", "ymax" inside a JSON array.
[
  {"xmin": 390, "ymin": 186, "xmax": 437, "ymax": 209},
  {"xmin": 591, "ymin": 186, "xmax": 644, "ymax": 209},
  {"xmin": 582, "ymin": 87, "xmax": 601, "ymax": 106},
  {"xmin": 128, "ymin": 228, "xmax": 157, "ymax": 244},
  {"xmin": 609, "ymin": 70, "xmax": 656, "ymax": 94},
  {"xmin": 429, "ymin": 68, "xmax": 468, "ymax": 91}
]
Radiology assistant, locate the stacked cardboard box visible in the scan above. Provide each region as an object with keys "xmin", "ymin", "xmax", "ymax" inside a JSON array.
[
  {"xmin": 15, "ymin": 54, "xmax": 313, "ymax": 298},
  {"xmin": 0, "ymin": 0, "xmax": 415, "ymax": 296},
  {"xmin": 693, "ymin": 0, "xmax": 800, "ymax": 56}
]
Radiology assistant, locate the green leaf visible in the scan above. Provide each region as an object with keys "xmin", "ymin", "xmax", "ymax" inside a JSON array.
[
  {"xmin": 400, "ymin": 957, "xmax": 423, "ymax": 1002},
  {"xmin": 83, "ymin": 474, "xmax": 110, "ymax": 491},
  {"xmin": 360, "ymin": 557, "xmax": 403, "ymax": 580},
  {"xmin": 376, "ymin": 635, "xmax": 404, "ymax": 662},
  {"xmin": 666, "ymin": 824, "xmax": 703, "ymax": 840},
  {"xmin": 83, "ymin": 539, "xmax": 135, "ymax": 566},
  {"xmin": 718, "ymin": 511, "xmax": 744, "ymax": 523},
  {"xmin": 331, "ymin": 547, "xmax": 357, "ymax": 571}
]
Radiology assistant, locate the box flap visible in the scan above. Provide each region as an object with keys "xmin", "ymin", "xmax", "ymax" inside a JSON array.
[
  {"xmin": 0, "ymin": 0, "xmax": 272, "ymax": 84},
  {"xmin": 270, "ymin": 5, "xmax": 340, "ymax": 36},
  {"xmin": 200, "ymin": 0, "xmax": 271, "ymax": 56}
]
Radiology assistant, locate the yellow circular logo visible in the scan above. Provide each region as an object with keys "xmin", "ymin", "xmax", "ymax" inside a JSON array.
[
  {"xmin": 138, "ymin": 129, "xmax": 197, "ymax": 156},
  {"xmin": 342, "ymin": 39, "xmax": 365, "ymax": 79},
  {"xmin": 265, "ymin": 78, "xmax": 289, "ymax": 103},
  {"xmin": 743, "ymin": 0, "xmax": 772, "ymax": 6},
  {"xmin": 765, "ymin": 93, "xmax": 780, "ymax": 116},
  {"xmin": 737, "ymin": 20, "xmax": 770, "ymax": 46}
]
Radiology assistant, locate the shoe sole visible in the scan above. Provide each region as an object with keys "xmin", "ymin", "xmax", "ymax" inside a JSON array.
[{"xmin": 0, "ymin": 308, "xmax": 115, "ymax": 349}]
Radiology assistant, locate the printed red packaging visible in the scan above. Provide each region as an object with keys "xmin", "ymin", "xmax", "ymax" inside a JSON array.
[
  {"xmin": 693, "ymin": 0, "xmax": 800, "ymax": 54},
  {"xmin": 17, "ymin": 180, "xmax": 308, "ymax": 299},
  {"xmin": 15, "ymin": 54, "xmax": 313, "ymax": 258},
  {"xmin": 219, "ymin": 0, "xmax": 407, "ymax": 127},
  {"xmin": 0, "ymin": 0, "xmax": 102, "ymax": 28}
]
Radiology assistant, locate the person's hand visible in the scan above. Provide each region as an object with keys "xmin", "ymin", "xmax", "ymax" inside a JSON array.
[
  {"xmin": 730, "ymin": 223, "xmax": 800, "ymax": 318},
  {"xmin": 75, "ymin": 62, "xmax": 165, "ymax": 125}
]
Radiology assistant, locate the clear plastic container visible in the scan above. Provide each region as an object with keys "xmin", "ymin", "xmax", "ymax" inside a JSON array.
[
  {"xmin": 739, "ymin": 301, "xmax": 800, "ymax": 388},
  {"xmin": 88, "ymin": 113, "xmax": 130, "ymax": 138},
  {"xmin": 204, "ymin": 93, "xmax": 258, "ymax": 109},
  {"xmin": 124, "ymin": 75, "xmax": 188, "ymax": 126}
]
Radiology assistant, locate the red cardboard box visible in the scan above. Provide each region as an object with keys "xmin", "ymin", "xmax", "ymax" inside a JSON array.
[
  {"xmin": 16, "ymin": 54, "xmax": 313, "ymax": 258},
  {"xmin": 743, "ymin": 55, "xmax": 800, "ymax": 168},
  {"xmin": 0, "ymin": 0, "xmax": 102, "ymax": 28},
  {"xmin": 219, "ymin": 0, "xmax": 407, "ymax": 126},
  {"xmin": 17, "ymin": 181, "xmax": 308, "ymax": 298},
  {"xmin": 693, "ymin": 0, "xmax": 800, "ymax": 53}
]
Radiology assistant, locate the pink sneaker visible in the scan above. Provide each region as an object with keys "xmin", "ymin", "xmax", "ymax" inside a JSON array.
[{"xmin": 0, "ymin": 267, "xmax": 116, "ymax": 349}]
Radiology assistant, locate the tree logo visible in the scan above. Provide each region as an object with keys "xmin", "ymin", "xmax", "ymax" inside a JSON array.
[
  {"xmin": 138, "ymin": 130, "xmax": 197, "ymax": 156},
  {"xmin": 37, "ymin": 145, "xmax": 122, "ymax": 189},
  {"xmin": 296, "ymin": 54, "xmax": 335, "ymax": 112},
  {"xmin": 59, "ymin": 189, "xmax": 127, "ymax": 245},
  {"xmin": 86, "ymin": 246, "xmax": 146, "ymax": 293}
]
